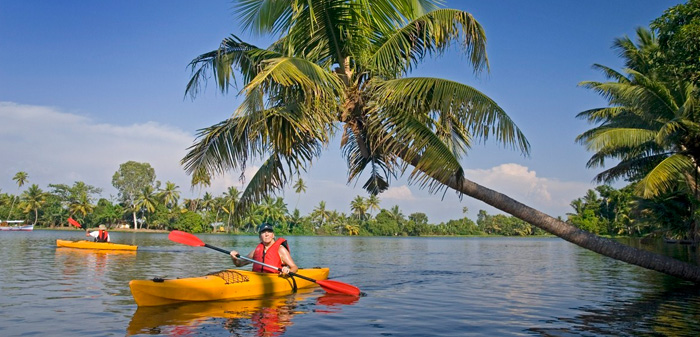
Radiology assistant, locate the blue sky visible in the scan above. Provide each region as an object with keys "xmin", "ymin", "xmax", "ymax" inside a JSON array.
[{"xmin": 0, "ymin": 0, "xmax": 684, "ymax": 223}]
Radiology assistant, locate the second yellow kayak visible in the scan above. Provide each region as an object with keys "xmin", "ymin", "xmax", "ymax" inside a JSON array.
[
  {"xmin": 56, "ymin": 239, "xmax": 138, "ymax": 251},
  {"xmin": 129, "ymin": 268, "xmax": 330, "ymax": 306}
]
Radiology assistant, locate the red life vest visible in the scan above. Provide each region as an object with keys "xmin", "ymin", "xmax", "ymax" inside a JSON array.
[
  {"xmin": 252, "ymin": 238, "xmax": 289, "ymax": 273},
  {"xmin": 97, "ymin": 230, "xmax": 109, "ymax": 242}
]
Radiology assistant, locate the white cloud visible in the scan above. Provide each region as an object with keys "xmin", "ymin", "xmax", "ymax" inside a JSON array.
[
  {"xmin": 0, "ymin": 102, "xmax": 216, "ymax": 199},
  {"xmin": 464, "ymin": 163, "xmax": 592, "ymax": 216},
  {"xmin": 380, "ymin": 185, "xmax": 415, "ymax": 201}
]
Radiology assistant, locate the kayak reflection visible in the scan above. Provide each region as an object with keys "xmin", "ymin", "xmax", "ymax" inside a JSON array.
[
  {"xmin": 127, "ymin": 290, "xmax": 361, "ymax": 336},
  {"xmin": 55, "ymin": 246, "xmax": 136, "ymax": 279}
]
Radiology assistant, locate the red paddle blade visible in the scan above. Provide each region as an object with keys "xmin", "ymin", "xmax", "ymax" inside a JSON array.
[
  {"xmin": 67, "ymin": 217, "xmax": 82, "ymax": 228},
  {"xmin": 316, "ymin": 279, "xmax": 361, "ymax": 296},
  {"xmin": 168, "ymin": 230, "xmax": 205, "ymax": 247}
]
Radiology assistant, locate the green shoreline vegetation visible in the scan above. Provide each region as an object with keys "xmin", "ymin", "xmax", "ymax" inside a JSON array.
[{"xmin": 0, "ymin": 161, "xmax": 691, "ymax": 240}]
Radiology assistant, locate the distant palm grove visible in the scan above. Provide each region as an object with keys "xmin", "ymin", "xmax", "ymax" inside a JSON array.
[
  {"xmin": 0, "ymin": 158, "xmax": 694, "ymax": 239},
  {"xmin": 0, "ymin": 162, "xmax": 549, "ymax": 236}
]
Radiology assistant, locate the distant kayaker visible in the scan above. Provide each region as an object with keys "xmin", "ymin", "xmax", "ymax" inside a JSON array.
[
  {"xmin": 230, "ymin": 223, "xmax": 298, "ymax": 276},
  {"xmin": 86, "ymin": 224, "xmax": 110, "ymax": 242}
]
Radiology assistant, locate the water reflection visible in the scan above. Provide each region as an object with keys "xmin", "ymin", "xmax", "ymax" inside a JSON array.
[
  {"xmin": 527, "ymin": 282, "xmax": 700, "ymax": 336},
  {"xmin": 55, "ymin": 248, "xmax": 136, "ymax": 277},
  {"xmin": 127, "ymin": 290, "xmax": 360, "ymax": 336}
]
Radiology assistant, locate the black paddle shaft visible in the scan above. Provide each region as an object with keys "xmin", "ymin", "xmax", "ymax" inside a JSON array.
[{"xmin": 203, "ymin": 243, "xmax": 317, "ymax": 283}]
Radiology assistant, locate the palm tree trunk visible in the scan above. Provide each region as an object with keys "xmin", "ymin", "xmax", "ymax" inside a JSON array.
[
  {"xmin": 7, "ymin": 196, "xmax": 17, "ymax": 220},
  {"xmin": 443, "ymin": 173, "xmax": 700, "ymax": 282}
]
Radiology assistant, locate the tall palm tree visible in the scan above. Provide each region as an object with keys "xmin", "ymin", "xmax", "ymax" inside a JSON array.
[
  {"xmin": 182, "ymin": 1, "xmax": 700, "ymax": 281},
  {"xmin": 135, "ymin": 185, "xmax": 158, "ymax": 229},
  {"xmin": 200, "ymin": 192, "xmax": 214, "ymax": 213},
  {"xmin": 367, "ymin": 194, "xmax": 381, "ymax": 217},
  {"xmin": 190, "ymin": 166, "xmax": 211, "ymax": 212},
  {"xmin": 293, "ymin": 178, "xmax": 307, "ymax": 209},
  {"xmin": 311, "ymin": 201, "xmax": 330, "ymax": 227},
  {"xmin": 7, "ymin": 171, "xmax": 28, "ymax": 220},
  {"xmin": 21, "ymin": 184, "xmax": 45, "ymax": 225},
  {"xmin": 578, "ymin": 27, "xmax": 700, "ymax": 241},
  {"xmin": 222, "ymin": 186, "xmax": 241, "ymax": 232},
  {"xmin": 350, "ymin": 195, "xmax": 367, "ymax": 220},
  {"xmin": 159, "ymin": 181, "xmax": 181, "ymax": 210}
]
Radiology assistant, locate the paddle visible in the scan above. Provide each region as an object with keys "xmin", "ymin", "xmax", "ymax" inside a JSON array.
[
  {"xmin": 68, "ymin": 217, "xmax": 82, "ymax": 228},
  {"xmin": 168, "ymin": 230, "xmax": 361, "ymax": 296}
]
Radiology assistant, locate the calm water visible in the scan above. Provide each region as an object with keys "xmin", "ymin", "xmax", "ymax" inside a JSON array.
[{"xmin": 2, "ymin": 230, "xmax": 700, "ymax": 336}]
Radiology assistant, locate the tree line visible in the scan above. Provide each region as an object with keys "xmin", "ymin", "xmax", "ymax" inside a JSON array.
[{"xmin": 0, "ymin": 162, "xmax": 551, "ymax": 236}]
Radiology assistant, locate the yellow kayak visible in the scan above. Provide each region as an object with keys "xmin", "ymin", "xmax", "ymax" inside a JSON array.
[
  {"xmin": 56, "ymin": 239, "xmax": 138, "ymax": 251},
  {"xmin": 129, "ymin": 268, "xmax": 330, "ymax": 306}
]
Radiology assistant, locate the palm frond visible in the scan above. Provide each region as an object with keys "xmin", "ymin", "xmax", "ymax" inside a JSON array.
[
  {"xmin": 237, "ymin": 154, "xmax": 288, "ymax": 215},
  {"xmin": 575, "ymin": 107, "xmax": 629, "ymax": 123},
  {"xmin": 370, "ymin": 77, "xmax": 529, "ymax": 155},
  {"xmin": 635, "ymin": 154, "xmax": 694, "ymax": 197},
  {"xmin": 235, "ymin": 0, "xmax": 295, "ymax": 36},
  {"xmin": 592, "ymin": 152, "xmax": 669, "ymax": 183},
  {"xmin": 185, "ymin": 35, "xmax": 282, "ymax": 98},
  {"xmin": 244, "ymin": 56, "xmax": 343, "ymax": 100},
  {"xmin": 577, "ymin": 127, "xmax": 656, "ymax": 153},
  {"xmin": 368, "ymin": 8, "xmax": 487, "ymax": 78}
]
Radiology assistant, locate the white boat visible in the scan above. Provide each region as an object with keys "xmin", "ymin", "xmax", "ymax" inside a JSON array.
[{"xmin": 0, "ymin": 220, "xmax": 34, "ymax": 231}]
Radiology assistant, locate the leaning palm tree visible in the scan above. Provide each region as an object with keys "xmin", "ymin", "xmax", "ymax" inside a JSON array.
[{"xmin": 183, "ymin": 1, "xmax": 700, "ymax": 281}]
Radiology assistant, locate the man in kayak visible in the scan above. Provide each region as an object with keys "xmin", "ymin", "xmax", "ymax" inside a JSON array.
[
  {"xmin": 230, "ymin": 223, "xmax": 298, "ymax": 276},
  {"xmin": 86, "ymin": 224, "xmax": 110, "ymax": 242}
]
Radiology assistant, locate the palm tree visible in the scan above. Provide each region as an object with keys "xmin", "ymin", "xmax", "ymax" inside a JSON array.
[
  {"xmin": 367, "ymin": 194, "xmax": 381, "ymax": 217},
  {"xmin": 7, "ymin": 171, "xmax": 28, "ymax": 220},
  {"xmin": 135, "ymin": 185, "xmax": 158, "ymax": 229},
  {"xmin": 69, "ymin": 193, "xmax": 95, "ymax": 222},
  {"xmin": 159, "ymin": 181, "xmax": 181, "ymax": 210},
  {"xmin": 389, "ymin": 205, "xmax": 405, "ymax": 223},
  {"xmin": 190, "ymin": 166, "xmax": 211, "ymax": 212},
  {"xmin": 293, "ymin": 178, "xmax": 307, "ymax": 209},
  {"xmin": 350, "ymin": 195, "xmax": 367, "ymax": 220},
  {"xmin": 241, "ymin": 203, "xmax": 263, "ymax": 232},
  {"xmin": 578, "ymin": 27, "xmax": 700, "ymax": 241},
  {"xmin": 222, "ymin": 186, "xmax": 241, "ymax": 232},
  {"xmin": 182, "ymin": 1, "xmax": 700, "ymax": 281},
  {"xmin": 200, "ymin": 192, "xmax": 214, "ymax": 213},
  {"xmin": 21, "ymin": 184, "xmax": 45, "ymax": 225},
  {"xmin": 258, "ymin": 196, "xmax": 288, "ymax": 226},
  {"xmin": 311, "ymin": 201, "xmax": 330, "ymax": 228}
]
